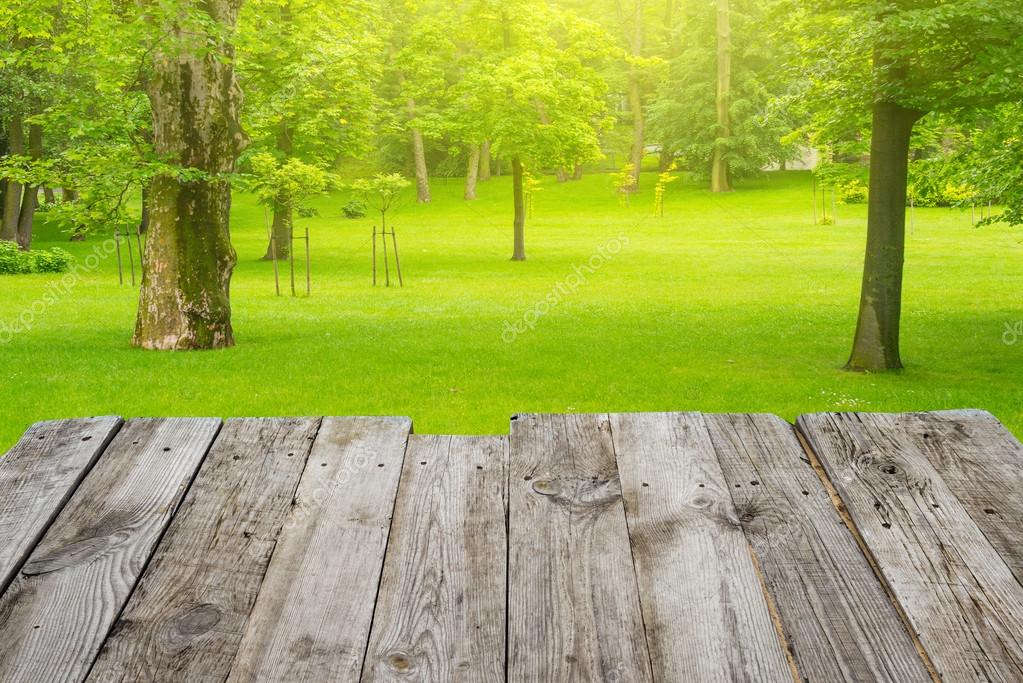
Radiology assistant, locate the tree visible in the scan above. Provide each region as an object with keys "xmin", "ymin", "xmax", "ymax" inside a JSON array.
[
  {"xmin": 711, "ymin": 0, "xmax": 731, "ymax": 192},
  {"xmin": 647, "ymin": 0, "xmax": 796, "ymax": 189},
  {"xmin": 237, "ymin": 0, "xmax": 381, "ymax": 260},
  {"xmin": 796, "ymin": 0, "xmax": 1023, "ymax": 370},
  {"xmin": 481, "ymin": 1, "xmax": 614, "ymax": 260},
  {"xmin": 132, "ymin": 0, "xmax": 248, "ymax": 350}
]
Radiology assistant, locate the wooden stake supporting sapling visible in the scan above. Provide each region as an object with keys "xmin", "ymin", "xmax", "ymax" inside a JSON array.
[{"xmin": 349, "ymin": 173, "xmax": 410, "ymax": 287}]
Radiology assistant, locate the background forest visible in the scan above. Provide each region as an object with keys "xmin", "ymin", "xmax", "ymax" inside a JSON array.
[{"xmin": 1, "ymin": 0, "xmax": 1022, "ymax": 447}]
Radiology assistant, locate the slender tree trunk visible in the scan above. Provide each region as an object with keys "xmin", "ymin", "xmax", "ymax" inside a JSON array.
[
  {"xmin": 263, "ymin": 124, "xmax": 293, "ymax": 260},
  {"xmin": 658, "ymin": 145, "xmax": 674, "ymax": 171},
  {"xmin": 627, "ymin": 0, "xmax": 644, "ymax": 191},
  {"xmin": 465, "ymin": 145, "xmax": 480, "ymax": 200},
  {"xmin": 479, "ymin": 140, "xmax": 492, "ymax": 181},
  {"xmin": 43, "ymin": 186, "xmax": 56, "ymax": 204},
  {"xmin": 572, "ymin": 163, "xmax": 584, "ymax": 180},
  {"xmin": 133, "ymin": 0, "xmax": 247, "ymax": 350},
  {"xmin": 846, "ymin": 102, "xmax": 924, "ymax": 371},
  {"xmin": 512, "ymin": 157, "xmax": 525, "ymax": 261},
  {"xmin": 16, "ymin": 123, "xmax": 43, "ymax": 250},
  {"xmin": 407, "ymin": 98, "xmax": 431, "ymax": 203},
  {"xmin": 1, "ymin": 115, "xmax": 25, "ymax": 242},
  {"xmin": 710, "ymin": 0, "xmax": 732, "ymax": 192}
]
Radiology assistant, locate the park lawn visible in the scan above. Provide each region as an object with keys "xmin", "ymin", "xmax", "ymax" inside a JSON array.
[{"xmin": 0, "ymin": 170, "xmax": 1021, "ymax": 451}]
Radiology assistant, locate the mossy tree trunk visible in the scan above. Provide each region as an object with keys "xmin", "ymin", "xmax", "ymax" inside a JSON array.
[
  {"xmin": 407, "ymin": 98, "xmax": 431, "ymax": 203},
  {"xmin": 133, "ymin": 0, "xmax": 248, "ymax": 350},
  {"xmin": 846, "ymin": 101, "xmax": 925, "ymax": 371},
  {"xmin": 512, "ymin": 157, "xmax": 526, "ymax": 261},
  {"xmin": 1, "ymin": 114, "xmax": 24, "ymax": 242},
  {"xmin": 710, "ymin": 0, "xmax": 732, "ymax": 193}
]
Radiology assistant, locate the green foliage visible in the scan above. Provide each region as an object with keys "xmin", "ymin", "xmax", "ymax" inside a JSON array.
[
  {"xmin": 349, "ymin": 173, "xmax": 411, "ymax": 221},
  {"xmin": 648, "ymin": 0, "xmax": 799, "ymax": 180},
  {"xmin": 0, "ymin": 241, "xmax": 73, "ymax": 274},
  {"xmin": 612, "ymin": 163, "xmax": 636, "ymax": 207},
  {"xmin": 342, "ymin": 199, "xmax": 368, "ymax": 219},
  {"xmin": 838, "ymin": 179, "xmax": 868, "ymax": 205}
]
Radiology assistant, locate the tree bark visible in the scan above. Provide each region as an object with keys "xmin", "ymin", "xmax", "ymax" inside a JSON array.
[
  {"xmin": 627, "ymin": 0, "xmax": 644, "ymax": 192},
  {"xmin": 43, "ymin": 187, "xmax": 56, "ymax": 204},
  {"xmin": 16, "ymin": 123, "xmax": 43, "ymax": 250},
  {"xmin": 710, "ymin": 0, "xmax": 732, "ymax": 193},
  {"xmin": 465, "ymin": 145, "xmax": 480, "ymax": 200},
  {"xmin": 133, "ymin": 0, "xmax": 248, "ymax": 350},
  {"xmin": 512, "ymin": 157, "xmax": 526, "ymax": 261},
  {"xmin": 572, "ymin": 163, "xmax": 584, "ymax": 180},
  {"xmin": 846, "ymin": 102, "xmax": 924, "ymax": 371},
  {"xmin": 556, "ymin": 167, "xmax": 569, "ymax": 183},
  {"xmin": 407, "ymin": 99, "xmax": 430, "ymax": 203},
  {"xmin": 479, "ymin": 140, "xmax": 492, "ymax": 181},
  {"xmin": 1, "ymin": 115, "xmax": 25, "ymax": 242}
]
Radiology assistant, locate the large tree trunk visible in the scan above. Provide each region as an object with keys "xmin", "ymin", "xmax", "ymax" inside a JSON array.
[
  {"xmin": 43, "ymin": 187, "xmax": 56, "ymax": 204},
  {"xmin": 465, "ymin": 145, "xmax": 480, "ymax": 200},
  {"xmin": 556, "ymin": 167, "xmax": 569, "ymax": 183},
  {"xmin": 407, "ymin": 99, "xmax": 430, "ymax": 203},
  {"xmin": 133, "ymin": 0, "xmax": 247, "ymax": 350},
  {"xmin": 1, "ymin": 115, "xmax": 25, "ymax": 242},
  {"xmin": 479, "ymin": 140, "xmax": 492, "ymax": 181},
  {"xmin": 572, "ymin": 163, "xmax": 584, "ymax": 180},
  {"xmin": 710, "ymin": 0, "xmax": 732, "ymax": 193},
  {"xmin": 16, "ymin": 123, "xmax": 43, "ymax": 250},
  {"xmin": 627, "ymin": 0, "xmax": 644, "ymax": 192},
  {"xmin": 846, "ymin": 102, "xmax": 924, "ymax": 371},
  {"xmin": 512, "ymin": 157, "xmax": 526, "ymax": 261}
]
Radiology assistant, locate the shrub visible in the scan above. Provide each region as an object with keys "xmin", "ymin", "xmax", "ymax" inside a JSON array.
[
  {"xmin": 342, "ymin": 199, "xmax": 367, "ymax": 219},
  {"xmin": 33, "ymin": 247, "xmax": 73, "ymax": 273},
  {"xmin": 0, "ymin": 241, "xmax": 74, "ymax": 275},
  {"xmin": 0, "ymin": 241, "xmax": 34, "ymax": 274},
  {"xmin": 838, "ymin": 179, "xmax": 868, "ymax": 204}
]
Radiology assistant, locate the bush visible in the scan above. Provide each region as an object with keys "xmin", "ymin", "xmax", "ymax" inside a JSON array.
[
  {"xmin": 0, "ymin": 241, "xmax": 33, "ymax": 274},
  {"xmin": 0, "ymin": 241, "xmax": 74, "ymax": 275},
  {"xmin": 33, "ymin": 247, "xmax": 73, "ymax": 273},
  {"xmin": 342, "ymin": 199, "xmax": 367, "ymax": 219},
  {"xmin": 838, "ymin": 179, "xmax": 868, "ymax": 204}
]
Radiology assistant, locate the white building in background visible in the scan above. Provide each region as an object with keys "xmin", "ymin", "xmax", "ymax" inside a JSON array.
[{"xmin": 764, "ymin": 146, "xmax": 818, "ymax": 171}]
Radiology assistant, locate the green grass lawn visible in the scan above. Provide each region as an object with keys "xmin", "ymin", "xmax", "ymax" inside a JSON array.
[{"xmin": 1, "ymin": 170, "xmax": 1021, "ymax": 451}]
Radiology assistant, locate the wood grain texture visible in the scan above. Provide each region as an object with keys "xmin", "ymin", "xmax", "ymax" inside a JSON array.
[
  {"xmin": 87, "ymin": 418, "xmax": 321, "ymax": 682},
  {"xmin": 898, "ymin": 410, "xmax": 1023, "ymax": 586},
  {"xmin": 226, "ymin": 416, "xmax": 412, "ymax": 683},
  {"xmin": 611, "ymin": 412, "xmax": 792, "ymax": 682},
  {"xmin": 705, "ymin": 413, "xmax": 930, "ymax": 682},
  {"xmin": 0, "ymin": 417, "xmax": 123, "ymax": 596},
  {"xmin": 799, "ymin": 412, "xmax": 1023, "ymax": 682},
  {"xmin": 0, "ymin": 418, "xmax": 220, "ymax": 683},
  {"xmin": 507, "ymin": 413, "xmax": 653, "ymax": 683},
  {"xmin": 362, "ymin": 435, "xmax": 507, "ymax": 682}
]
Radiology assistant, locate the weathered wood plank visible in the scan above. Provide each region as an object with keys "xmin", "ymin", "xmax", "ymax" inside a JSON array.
[
  {"xmin": 799, "ymin": 412, "xmax": 1023, "ymax": 681},
  {"xmin": 705, "ymin": 413, "xmax": 930, "ymax": 682},
  {"xmin": 611, "ymin": 412, "xmax": 792, "ymax": 682},
  {"xmin": 508, "ymin": 413, "xmax": 652, "ymax": 682},
  {"xmin": 898, "ymin": 409, "xmax": 1023, "ymax": 586},
  {"xmin": 0, "ymin": 418, "xmax": 220, "ymax": 683},
  {"xmin": 226, "ymin": 416, "xmax": 412, "ymax": 683},
  {"xmin": 0, "ymin": 417, "xmax": 123, "ymax": 596},
  {"xmin": 362, "ymin": 435, "xmax": 507, "ymax": 682},
  {"xmin": 87, "ymin": 418, "xmax": 321, "ymax": 682}
]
